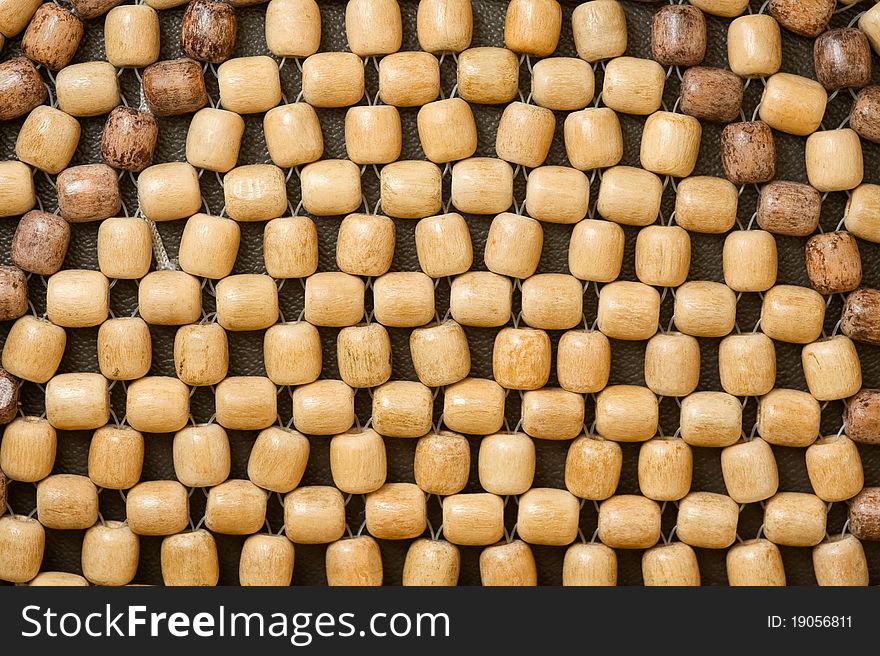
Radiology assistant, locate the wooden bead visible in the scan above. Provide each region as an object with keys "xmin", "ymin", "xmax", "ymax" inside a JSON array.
[
  {"xmin": 531, "ymin": 58, "xmax": 594, "ymax": 111},
  {"xmin": 104, "ymin": 5, "xmax": 160, "ymax": 68},
  {"xmin": 185, "ymin": 109, "xmax": 244, "ymax": 173},
  {"xmin": 758, "ymin": 73, "xmax": 827, "ymax": 138},
  {"xmin": 480, "ymin": 541, "xmax": 537, "ymax": 586},
  {"xmin": 721, "ymin": 121, "xmax": 776, "ymax": 184},
  {"xmin": 378, "ymin": 52, "xmax": 439, "ymax": 107},
  {"xmin": 449, "ymin": 271, "xmax": 512, "ymax": 327},
  {"xmin": 259, "ymin": 324, "xmax": 318, "ymax": 387},
  {"xmin": 675, "ymin": 176, "xmax": 738, "ymax": 234},
  {"xmin": 599, "ymin": 495, "xmax": 661, "ymax": 549},
  {"xmin": 215, "ymin": 274, "xmax": 279, "ymax": 331},
  {"xmin": 70, "ymin": 0, "xmax": 125, "ymax": 19},
  {"xmin": 345, "ymin": 106, "xmax": 401, "ymax": 166},
  {"xmin": 764, "ymin": 492, "xmax": 827, "ymax": 547},
  {"xmin": 0, "ymin": 417, "xmax": 55, "ymax": 482},
  {"xmin": 845, "ymin": 184, "xmax": 880, "ymax": 242},
  {"xmin": 248, "ymin": 426, "xmax": 309, "ymax": 493},
  {"xmin": 807, "ymin": 129, "xmax": 863, "ymax": 192},
  {"xmin": 451, "ymin": 158, "xmax": 514, "ymax": 215},
  {"xmin": 326, "ymin": 536, "xmax": 383, "ymax": 586},
  {"xmin": 264, "ymin": 215, "xmax": 318, "ymax": 279},
  {"xmin": 46, "ymin": 270, "xmax": 109, "ymax": 328},
  {"xmin": 265, "ymin": 0, "xmax": 320, "ymax": 57},
  {"xmin": 442, "ymin": 493, "xmax": 505, "ymax": 546},
  {"xmin": 403, "ymin": 539, "xmax": 460, "ymax": 586},
  {"xmin": 597, "ymin": 166, "xmax": 662, "ymax": 227},
  {"xmin": 88, "ymin": 425, "xmax": 143, "ymax": 490},
  {"xmin": 127, "ymin": 376, "xmax": 190, "ymax": 434},
  {"xmin": 443, "ymin": 377, "xmax": 505, "ymax": 436},
  {"xmin": 652, "ymin": 5, "xmax": 705, "ymax": 67},
  {"xmin": 679, "ymin": 66, "xmax": 743, "ymax": 124},
  {"xmin": 56, "ymin": 61, "xmax": 119, "ymax": 118},
  {"xmin": 417, "ymin": 0, "xmax": 471, "ymax": 53},
  {"xmin": 301, "ymin": 52, "xmax": 364, "ymax": 108},
  {"xmin": 674, "ymin": 281, "xmax": 736, "ymax": 338},
  {"xmin": 0, "ymin": 0, "xmax": 41, "ymax": 37},
  {"xmin": 635, "ymin": 225, "xmax": 690, "ymax": 287},
  {"xmin": 181, "ymin": 0, "xmax": 236, "ymax": 64},
  {"xmin": 366, "ymin": 483, "xmax": 426, "ymax": 540},
  {"xmin": 45, "ymin": 373, "xmax": 109, "ymax": 431},
  {"xmin": 525, "ymin": 166, "xmax": 590, "ymax": 224},
  {"xmin": 97, "ymin": 317, "xmax": 151, "ymax": 381},
  {"xmin": 0, "ymin": 58, "xmax": 46, "ymax": 121},
  {"xmin": 642, "ymin": 542, "xmax": 700, "ymax": 586},
  {"xmin": 572, "ymin": 0, "xmax": 627, "ymax": 63},
  {"xmin": 373, "ymin": 272, "xmax": 435, "ymax": 328},
  {"xmin": 719, "ymin": 333, "xmax": 776, "ymax": 397},
  {"xmin": 172, "ymin": 424, "xmax": 230, "ymax": 488},
  {"xmin": 414, "ymin": 431, "xmax": 470, "ymax": 495},
  {"xmin": 495, "ymin": 102, "xmax": 555, "ymax": 168},
  {"xmin": 598, "ymin": 281, "xmax": 660, "ymax": 341},
  {"xmin": 417, "ymin": 98, "xmax": 477, "ymax": 164},
  {"xmin": 284, "ymin": 486, "xmax": 345, "ymax": 544},
  {"xmin": 291, "ymin": 380, "xmax": 355, "ymax": 435},
  {"xmin": 806, "ymin": 435, "xmax": 863, "ymax": 502},
  {"xmin": 521, "ymin": 274, "xmax": 582, "ymax": 331},
  {"xmin": 415, "ymin": 213, "xmax": 471, "ymax": 277},
  {"xmin": 224, "ymin": 164, "xmax": 287, "ymax": 222},
  {"xmin": 304, "ymin": 272, "xmax": 364, "ymax": 327},
  {"xmin": 721, "ymin": 438, "xmax": 778, "ymax": 504},
  {"xmin": 380, "ymin": 160, "xmax": 442, "ymax": 219},
  {"xmin": 410, "ymin": 320, "xmax": 471, "ymax": 387},
  {"xmin": 0, "ymin": 163, "xmax": 35, "ymax": 224},
  {"xmin": 602, "ymin": 57, "xmax": 665, "ymax": 116},
  {"xmin": 562, "ymin": 543, "xmax": 615, "ymax": 586},
  {"xmin": 805, "ymin": 232, "xmax": 861, "ymax": 295},
  {"xmin": 139, "ymin": 271, "xmax": 202, "ymax": 326},
  {"xmin": 0, "ymin": 369, "xmax": 19, "ymax": 425},
  {"xmin": 768, "ymin": 0, "xmax": 833, "ymax": 38},
  {"xmin": 15, "ymin": 106, "xmax": 81, "ymax": 175},
  {"xmin": 521, "ymin": 388, "xmax": 585, "ymax": 441},
  {"xmin": 11, "ymin": 211, "xmax": 69, "ymax": 276},
  {"xmin": 1, "ymin": 317, "xmax": 65, "ymax": 384},
  {"xmin": 57, "ymin": 165, "xmax": 120, "ymax": 224},
  {"xmin": 127, "ymin": 480, "xmax": 189, "ymax": 536},
  {"xmin": 758, "ymin": 388, "xmax": 821, "ymax": 448},
  {"xmin": 240, "ymin": 534, "xmax": 294, "ymax": 586},
  {"xmin": 81, "ymin": 522, "xmax": 139, "ymax": 586},
  {"xmin": 372, "ymin": 380, "xmax": 433, "ymax": 438},
  {"xmin": 845, "ymin": 389, "xmax": 880, "ymax": 445},
  {"xmin": 595, "ymin": 385, "xmax": 658, "ymax": 443},
  {"xmin": 485, "ymin": 213, "xmax": 543, "ymax": 280},
  {"xmin": 179, "ymin": 213, "xmax": 240, "ymax": 280},
  {"xmin": 727, "ymin": 539, "xmax": 785, "ymax": 586},
  {"xmin": 757, "ymin": 180, "xmax": 821, "ymax": 237},
  {"xmin": 842, "ymin": 288, "xmax": 880, "ymax": 346},
  {"xmin": 853, "ymin": 89, "xmax": 880, "ymax": 149},
  {"xmin": 263, "ymin": 104, "xmax": 323, "ymax": 168},
  {"xmin": 457, "ymin": 47, "xmax": 520, "ymax": 105},
  {"xmin": 680, "ymin": 391, "xmax": 742, "ymax": 448},
  {"xmin": 337, "ymin": 323, "xmax": 392, "ymax": 389},
  {"xmin": 565, "ymin": 435, "xmax": 621, "ymax": 500},
  {"xmin": 338, "ymin": 212, "xmax": 395, "ymax": 276},
  {"xmin": 205, "ymin": 479, "xmax": 267, "ymax": 535},
  {"xmin": 813, "ymin": 535, "xmax": 869, "ymax": 586},
  {"xmin": 802, "ymin": 336, "xmax": 862, "ymax": 401},
  {"xmin": 813, "ymin": 28, "xmax": 871, "ymax": 93},
  {"xmin": 345, "ymin": 0, "xmax": 401, "ymax": 56},
  {"xmin": 143, "ymin": 58, "xmax": 208, "ymax": 117},
  {"xmin": 556, "ymin": 330, "xmax": 610, "ymax": 394},
  {"xmin": 21, "ymin": 3, "xmax": 83, "ymax": 71},
  {"xmin": 330, "ymin": 429, "xmax": 386, "ymax": 495},
  {"xmin": 174, "ymin": 324, "xmax": 228, "ymax": 387},
  {"xmin": 101, "ymin": 107, "xmax": 157, "ymax": 173},
  {"xmin": 479, "ymin": 432, "xmax": 535, "ymax": 495},
  {"xmin": 504, "ymin": 0, "xmax": 560, "ymax": 56},
  {"xmin": 641, "ymin": 111, "xmax": 702, "ymax": 178},
  {"xmin": 37, "ymin": 474, "xmax": 98, "ymax": 530},
  {"xmin": 727, "ymin": 14, "xmax": 781, "ymax": 78},
  {"xmin": 723, "ymin": 230, "xmax": 777, "ymax": 293},
  {"xmin": 301, "ymin": 160, "xmax": 362, "ymax": 217},
  {"xmin": 218, "ymin": 56, "xmax": 281, "ymax": 114},
  {"xmin": 0, "ymin": 515, "xmax": 44, "ymax": 583},
  {"xmin": 638, "ymin": 438, "xmax": 692, "ymax": 502},
  {"xmin": 215, "ymin": 376, "xmax": 277, "ymax": 431},
  {"xmin": 161, "ymin": 530, "xmax": 219, "ymax": 586},
  {"xmin": 492, "ymin": 328, "xmax": 550, "ymax": 391},
  {"xmin": 644, "ymin": 332, "xmax": 700, "ymax": 397},
  {"xmin": 517, "ymin": 488, "xmax": 579, "ymax": 546},
  {"xmin": 761, "ymin": 285, "xmax": 825, "ymax": 344},
  {"xmin": 848, "ymin": 488, "xmax": 880, "ymax": 541},
  {"xmin": 861, "ymin": 3, "xmax": 880, "ymax": 55},
  {"xmin": 677, "ymin": 492, "xmax": 738, "ymax": 549},
  {"xmin": 689, "ymin": 0, "xmax": 747, "ymax": 16},
  {"xmin": 138, "ymin": 162, "xmax": 202, "ymax": 222}
]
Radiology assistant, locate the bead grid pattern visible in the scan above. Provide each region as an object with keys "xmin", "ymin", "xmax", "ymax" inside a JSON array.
[{"xmin": 1, "ymin": 0, "xmax": 880, "ymax": 586}]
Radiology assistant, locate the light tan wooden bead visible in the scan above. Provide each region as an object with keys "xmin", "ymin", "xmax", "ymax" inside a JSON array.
[
  {"xmin": 480, "ymin": 540, "xmax": 537, "ymax": 586},
  {"xmin": 378, "ymin": 52, "xmax": 440, "ymax": 107},
  {"xmin": 504, "ymin": 0, "xmax": 561, "ymax": 56},
  {"xmin": 205, "ymin": 479, "xmax": 267, "ymax": 535},
  {"xmin": 721, "ymin": 438, "xmax": 779, "ymax": 504},
  {"xmin": 0, "ymin": 161, "xmax": 35, "ymax": 218},
  {"xmin": 185, "ymin": 109, "xmax": 244, "ymax": 174},
  {"xmin": 218, "ymin": 56, "xmax": 281, "ymax": 114},
  {"xmin": 597, "ymin": 281, "xmax": 661, "ymax": 341},
  {"xmin": 862, "ymin": 3, "xmax": 880, "ymax": 55},
  {"xmin": 598, "ymin": 495, "xmax": 661, "ymax": 549},
  {"xmin": 161, "ymin": 530, "xmax": 219, "ymax": 586},
  {"xmin": 806, "ymin": 129, "xmax": 864, "ymax": 192},
  {"xmin": 137, "ymin": 162, "xmax": 202, "ymax": 222},
  {"xmin": 415, "ymin": 213, "xmax": 472, "ymax": 277},
  {"xmin": 414, "ymin": 431, "xmax": 470, "ymax": 495},
  {"xmin": 727, "ymin": 539, "xmax": 785, "ymax": 586},
  {"xmin": 563, "ymin": 543, "xmax": 617, "ymax": 586},
  {"xmin": 596, "ymin": 166, "xmax": 662, "ymax": 227},
  {"xmin": 326, "ymin": 536, "xmax": 383, "ymax": 586},
  {"xmin": 485, "ymin": 213, "xmax": 543, "ymax": 279},
  {"xmin": 173, "ymin": 424, "xmax": 230, "ymax": 488},
  {"xmin": 224, "ymin": 164, "xmax": 287, "ymax": 222},
  {"xmin": 806, "ymin": 435, "xmax": 864, "ymax": 502},
  {"xmin": 97, "ymin": 217, "xmax": 152, "ymax": 280},
  {"xmin": 564, "ymin": 108, "xmax": 623, "ymax": 171},
  {"xmin": 366, "ymin": 483, "xmax": 427, "ymax": 540},
  {"xmin": 531, "ymin": 57, "xmax": 594, "ymax": 111},
  {"xmin": 302, "ymin": 52, "xmax": 365, "ymax": 108},
  {"xmin": 264, "ymin": 103, "xmax": 323, "ymax": 168},
  {"xmin": 345, "ymin": 106, "xmax": 402, "ymax": 166},
  {"xmin": 372, "ymin": 380, "xmax": 433, "ymax": 438},
  {"xmin": 46, "ymin": 373, "xmax": 110, "ymax": 431},
  {"xmin": 641, "ymin": 111, "xmax": 702, "ymax": 178},
  {"xmin": 215, "ymin": 376, "xmax": 277, "ymax": 431},
  {"xmin": 449, "ymin": 271, "xmax": 512, "ymax": 328},
  {"xmin": 88, "ymin": 425, "xmax": 144, "ymax": 490},
  {"xmin": 644, "ymin": 332, "xmax": 700, "ymax": 398},
  {"xmin": 479, "ymin": 432, "xmax": 535, "ymax": 495},
  {"xmin": 410, "ymin": 320, "xmax": 471, "ymax": 387},
  {"xmin": 403, "ymin": 539, "xmax": 460, "ymax": 586},
  {"xmin": 330, "ymin": 429, "xmax": 386, "ymax": 494},
  {"xmin": 457, "ymin": 47, "xmax": 519, "ymax": 105},
  {"xmin": 337, "ymin": 323, "xmax": 391, "ymax": 389},
  {"xmin": 525, "ymin": 166, "xmax": 590, "ymax": 224},
  {"xmin": 144, "ymin": 0, "xmax": 191, "ymax": 10},
  {"xmin": 126, "ymin": 480, "xmax": 189, "ymax": 536},
  {"xmin": 635, "ymin": 226, "xmax": 691, "ymax": 287},
  {"xmin": 56, "ymin": 61, "xmax": 119, "ymax": 118},
  {"xmin": 15, "ymin": 106, "xmax": 81, "ymax": 175},
  {"xmin": 690, "ymin": 0, "xmax": 747, "ymax": 17},
  {"xmin": 572, "ymin": 0, "xmax": 627, "ymax": 63},
  {"xmin": 126, "ymin": 376, "xmax": 190, "ymax": 434},
  {"xmin": 105, "ymin": 5, "xmax": 160, "ymax": 68},
  {"xmin": 215, "ymin": 274, "xmax": 279, "ymax": 332},
  {"xmin": 595, "ymin": 385, "xmax": 658, "ymax": 443},
  {"xmin": 675, "ymin": 176, "xmax": 738, "ymax": 234},
  {"xmin": 284, "ymin": 486, "xmax": 346, "ymax": 544},
  {"xmin": 26, "ymin": 571, "xmax": 88, "ymax": 586},
  {"xmin": 680, "ymin": 391, "xmax": 742, "ymax": 448},
  {"xmin": 521, "ymin": 274, "xmax": 583, "ymax": 331},
  {"xmin": 380, "ymin": 160, "xmax": 442, "ymax": 219},
  {"xmin": 638, "ymin": 438, "xmax": 692, "ymax": 501},
  {"xmin": 46, "ymin": 270, "xmax": 109, "ymax": 328},
  {"xmin": 0, "ymin": 0, "xmax": 41, "ymax": 37},
  {"xmin": 565, "ymin": 435, "xmax": 621, "ymax": 500},
  {"xmin": 179, "ymin": 213, "xmax": 240, "ymax": 279},
  {"xmin": 304, "ymin": 272, "xmax": 365, "ymax": 327},
  {"xmin": 677, "ymin": 492, "xmax": 738, "ymax": 549},
  {"xmin": 556, "ymin": 330, "xmax": 610, "ymax": 394},
  {"xmin": 334, "ymin": 215, "xmax": 393, "ymax": 278},
  {"xmin": 36, "ymin": 474, "xmax": 98, "ymax": 530},
  {"xmin": 568, "ymin": 219, "xmax": 624, "ymax": 283},
  {"xmin": 373, "ymin": 272, "xmax": 435, "ymax": 328},
  {"xmin": 495, "ymin": 102, "xmax": 555, "ymax": 168},
  {"xmin": 518, "ymin": 487, "xmax": 579, "ymax": 546},
  {"xmin": 417, "ymin": 98, "xmax": 477, "ymax": 164},
  {"xmin": 451, "ymin": 157, "xmax": 513, "ymax": 215},
  {"xmin": 802, "ymin": 336, "xmax": 862, "ymax": 401},
  {"xmin": 291, "ymin": 380, "xmax": 355, "ymax": 435},
  {"xmin": 346, "ymin": 0, "xmax": 402, "ymax": 56},
  {"xmin": 264, "ymin": 215, "xmax": 318, "ymax": 279},
  {"xmin": 2, "ymin": 316, "xmax": 65, "ymax": 384},
  {"xmin": 0, "ymin": 417, "xmax": 55, "ymax": 483},
  {"xmin": 812, "ymin": 535, "xmax": 869, "ymax": 586},
  {"xmin": 642, "ymin": 542, "xmax": 701, "ymax": 586},
  {"xmin": 521, "ymin": 388, "xmax": 585, "ymax": 441},
  {"xmin": 758, "ymin": 388, "xmax": 821, "ymax": 447},
  {"xmin": 97, "ymin": 318, "xmax": 151, "ymax": 381},
  {"xmin": 417, "ymin": 0, "xmax": 472, "ymax": 53},
  {"xmin": 0, "ymin": 515, "xmax": 44, "ymax": 583},
  {"xmin": 761, "ymin": 285, "xmax": 826, "ymax": 344},
  {"xmin": 174, "ymin": 323, "xmax": 228, "ymax": 387},
  {"xmin": 301, "ymin": 160, "xmax": 362, "ymax": 217},
  {"xmin": 764, "ymin": 492, "xmax": 827, "ymax": 547},
  {"xmin": 845, "ymin": 184, "xmax": 880, "ymax": 243},
  {"xmin": 719, "ymin": 333, "xmax": 776, "ymax": 397},
  {"xmin": 602, "ymin": 57, "xmax": 665, "ymax": 116},
  {"xmin": 493, "ymin": 327, "xmax": 550, "ymax": 391},
  {"xmin": 81, "ymin": 522, "xmax": 139, "ymax": 586},
  {"xmin": 443, "ymin": 377, "xmax": 505, "ymax": 436},
  {"xmin": 723, "ymin": 230, "xmax": 777, "ymax": 292},
  {"xmin": 248, "ymin": 426, "xmax": 310, "ymax": 493},
  {"xmin": 758, "ymin": 73, "xmax": 826, "ymax": 138},
  {"xmin": 442, "ymin": 493, "xmax": 505, "ymax": 546},
  {"xmin": 240, "ymin": 534, "xmax": 295, "ymax": 586},
  {"xmin": 728, "ymin": 14, "xmax": 781, "ymax": 78},
  {"xmin": 674, "ymin": 281, "xmax": 737, "ymax": 338},
  {"xmin": 265, "ymin": 0, "xmax": 320, "ymax": 57}
]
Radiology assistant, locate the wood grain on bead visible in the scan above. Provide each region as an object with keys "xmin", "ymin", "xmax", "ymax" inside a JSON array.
[
  {"xmin": 757, "ymin": 181, "xmax": 821, "ymax": 237},
  {"xmin": 0, "ymin": 58, "xmax": 46, "ymax": 121},
  {"xmin": 679, "ymin": 67, "xmax": 743, "ymax": 124},
  {"xmin": 721, "ymin": 121, "xmax": 776, "ymax": 184},
  {"xmin": 652, "ymin": 4, "xmax": 706, "ymax": 67},
  {"xmin": 182, "ymin": 0, "xmax": 237, "ymax": 64},
  {"xmin": 21, "ymin": 3, "xmax": 84, "ymax": 71},
  {"xmin": 768, "ymin": 0, "xmax": 833, "ymax": 38},
  {"xmin": 143, "ymin": 58, "xmax": 209, "ymax": 117}
]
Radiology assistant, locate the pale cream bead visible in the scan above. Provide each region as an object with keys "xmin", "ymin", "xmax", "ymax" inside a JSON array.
[
  {"xmin": 185, "ymin": 108, "xmax": 244, "ymax": 173},
  {"xmin": 676, "ymin": 492, "xmax": 738, "ymax": 549},
  {"xmin": 215, "ymin": 376, "xmax": 277, "ymax": 431},
  {"xmin": 45, "ymin": 373, "xmax": 110, "ymax": 431},
  {"xmin": 721, "ymin": 438, "xmax": 779, "ymax": 504},
  {"xmin": 161, "ymin": 530, "xmax": 219, "ymax": 586},
  {"xmin": 81, "ymin": 522, "xmax": 139, "ymax": 586},
  {"xmin": 557, "ymin": 330, "xmax": 611, "ymax": 394},
  {"xmin": 517, "ymin": 488, "xmax": 580, "ymax": 546},
  {"xmin": 451, "ymin": 157, "xmax": 514, "ymax": 215},
  {"xmin": 403, "ymin": 539, "xmax": 460, "ymax": 586},
  {"xmin": 137, "ymin": 162, "xmax": 202, "ymax": 222},
  {"xmin": 264, "ymin": 322, "xmax": 321, "ymax": 386},
  {"xmin": 860, "ymin": 3, "xmax": 880, "ymax": 55},
  {"xmin": 845, "ymin": 184, "xmax": 880, "ymax": 243},
  {"xmin": 285, "ymin": 486, "xmax": 346, "ymax": 544},
  {"xmin": 727, "ymin": 539, "xmax": 786, "ymax": 586},
  {"xmin": 265, "ymin": 0, "xmax": 321, "ymax": 57},
  {"xmin": 378, "ymin": 52, "xmax": 440, "ymax": 107},
  {"xmin": 638, "ymin": 438, "xmax": 692, "ymax": 501},
  {"xmin": 485, "ymin": 213, "xmax": 543, "ymax": 279},
  {"xmin": 563, "ymin": 543, "xmax": 617, "ymax": 586},
  {"xmin": 531, "ymin": 57, "xmax": 594, "ymax": 111},
  {"xmin": 595, "ymin": 385, "xmax": 658, "ymax": 443},
  {"xmin": 218, "ymin": 56, "xmax": 282, "ymax": 114},
  {"xmin": 179, "ymin": 213, "xmax": 240, "ymax": 279},
  {"xmin": 719, "ymin": 333, "xmax": 776, "ymax": 397},
  {"xmin": 442, "ymin": 377, "xmax": 506, "ymax": 436},
  {"xmin": 493, "ymin": 327, "xmax": 551, "ymax": 391},
  {"xmin": 2, "ymin": 316, "xmax": 66, "ymax": 384},
  {"xmin": 802, "ymin": 336, "xmax": 862, "ymax": 401},
  {"xmin": 215, "ymin": 274, "xmax": 279, "ymax": 332},
  {"xmin": 366, "ymin": 483, "xmax": 427, "ymax": 540},
  {"xmin": 417, "ymin": 98, "xmax": 478, "ymax": 164},
  {"xmin": 337, "ymin": 323, "xmax": 392, "ymax": 389},
  {"xmin": 373, "ymin": 271, "xmax": 435, "ymax": 328},
  {"xmin": 680, "ymin": 391, "xmax": 742, "ymax": 448},
  {"xmin": 304, "ymin": 272, "xmax": 365, "ymax": 327},
  {"xmin": 88, "ymin": 425, "xmax": 144, "ymax": 490},
  {"xmin": 602, "ymin": 56, "xmax": 666, "ymax": 116},
  {"xmin": 723, "ymin": 230, "xmax": 778, "ymax": 292},
  {"xmin": 28, "ymin": 572, "xmax": 89, "ymax": 587},
  {"xmin": 812, "ymin": 535, "xmax": 869, "ymax": 586},
  {"xmin": 415, "ymin": 212, "xmax": 472, "ymax": 277},
  {"xmin": 728, "ymin": 14, "xmax": 782, "ymax": 78},
  {"xmin": 372, "ymin": 380, "xmax": 433, "ymax": 439},
  {"xmin": 126, "ymin": 376, "xmax": 190, "ymax": 434},
  {"xmin": 635, "ymin": 225, "xmax": 691, "ymax": 287},
  {"xmin": 46, "ymin": 269, "xmax": 109, "ymax": 328},
  {"xmin": 417, "ymin": 0, "xmax": 472, "ymax": 54},
  {"xmin": 224, "ymin": 164, "xmax": 288, "ymax": 222},
  {"xmin": 673, "ymin": 281, "xmax": 737, "ymax": 338},
  {"xmin": 442, "ymin": 493, "xmax": 505, "ymax": 546},
  {"xmin": 381, "ymin": 160, "xmax": 443, "ymax": 219},
  {"xmin": 264, "ymin": 103, "xmax": 324, "ymax": 167},
  {"xmin": 410, "ymin": 320, "xmax": 471, "ymax": 387},
  {"xmin": 265, "ymin": 215, "xmax": 318, "ymax": 278},
  {"xmin": 504, "ymin": 0, "xmax": 561, "ymax": 57},
  {"xmin": 330, "ymin": 429, "xmax": 386, "ymax": 494},
  {"xmin": 97, "ymin": 317, "xmax": 151, "ymax": 381},
  {"xmin": 806, "ymin": 435, "xmax": 864, "ymax": 502},
  {"xmin": 565, "ymin": 435, "xmax": 622, "ymax": 500},
  {"xmin": 806, "ymin": 129, "xmax": 864, "ymax": 192},
  {"xmin": 598, "ymin": 495, "xmax": 662, "ymax": 549},
  {"xmin": 644, "ymin": 332, "xmax": 700, "ymax": 398},
  {"xmin": 495, "ymin": 101, "xmax": 555, "ymax": 168},
  {"xmin": 1, "ymin": 417, "xmax": 56, "ymax": 483},
  {"xmin": 326, "ymin": 536, "xmax": 384, "ymax": 586},
  {"xmin": 521, "ymin": 273, "xmax": 583, "ymax": 330},
  {"xmin": 457, "ymin": 47, "xmax": 519, "ymax": 105},
  {"xmin": 642, "ymin": 542, "xmax": 701, "ymax": 586},
  {"xmin": 759, "ymin": 73, "xmax": 827, "ymax": 136},
  {"xmin": 139, "ymin": 270, "xmax": 203, "ymax": 326},
  {"xmin": 572, "ymin": 0, "xmax": 627, "ymax": 63},
  {"xmin": 205, "ymin": 479, "xmax": 268, "ymax": 535},
  {"xmin": 675, "ymin": 175, "xmax": 739, "ymax": 234},
  {"xmin": 449, "ymin": 271, "xmax": 512, "ymax": 328},
  {"xmin": 248, "ymin": 426, "xmax": 310, "ymax": 493},
  {"xmin": 757, "ymin": 388, "xmax": 821, "ymax": 448},
  {"xmin": 640, "ymin": 111, "xmax": 702, "ymax": 178},
  {"xmin": 36, "ymin": 474, "xmax": 98, "ymax": 530},
  {"xmin": 239, "ymin": 534, "xmax": 295, "ymax": 586},
  {"xmin": 301, "ymin": 160, "xmax": 363, "ymax": 217},
  {"xmin": 564, "ymin": 108, "xmax": 623, "ymax": 171},
  {"xmin": 56, "ymin": 61, "xmax": 120, "ymax": 117},
  {"xmin": 521, "ymin": 388, "xmax": 585, "ymax": 441},
  {"xmin": 345, "ymin": 105, "xmax": 402, "ymax": 165},
  {"xmin": 414, "ymin": 431, "xmax": 470, "ymax": 495},
  {"xmin": 15, "ymin": 106, "xmax": 81, "ymax": 175},
  {"xmin": 761, "ymin": 285, "xmax": 826, "ymax": 344},
  {"xmin": 597, "ymin": 166, "xmax": 663, "ymax": 226},
  {"xmin": 174, "ymin": 323, "xmax": 228, "ymax": 386},
  {"xmin": 301, "ymin": 52, "xmax": 365, "ymax": 108},
  {"xmin": 97, "ymin": 217, "xmax": 152, "ymax": 279},
  {"xmin": 479, "ymin": 432, "xmax": 535, "ymax": 496},
  {"xmin": 126, "ymin": 480, "xmax": 189, "ymax": 536},
  {"xmin": 0, "ymin": 161, "xmax": 36, "ymax": 218},
  {"xmin": 0, "ymin": 0, "xmax": 41, "ymax": 37},
  {"xmin": 597, "ymin": 281, "xmax": 661, "ymax": 341},
  {"xmin": 0, "ymin": 515, "xmax": 44, "ymax": 583},
  {"xmin": 690, "ymin": 0, "xmax": 747, "ymax": 17},
  {"xmin": 291, "ymin": 379, "xmax": 355, "ymax": 435},
  {"xmin": 763, "ymin": 492, "xmax": 827, "ymax": 547},
  {"xmin": 568, "ymin": 219, "xmax": 624, "ymax": 282},
  {"xmin": 525, "ymin": 166, "xmax": 591, "ymax": 224},
  {"xmin": 346, "ymin": 0, "xmax": 402, "ymax": 56},
  {"xmin": 173, "ymin": 424, "xmax": 230, "ymax": 488}
]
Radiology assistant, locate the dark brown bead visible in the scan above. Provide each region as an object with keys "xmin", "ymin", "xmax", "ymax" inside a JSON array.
[
  {"xmin": 142, "ymin": 58, "xmax": 209, "ymax": 117},
  {"xmin": 225, "ymin": 0, "xmax": 267, "ymax": 5},
  {"xmin": 845, "ymin": 389, "xmax": 880, "ymax": 445},
  {"xmin": 0, "ymin": 469, "xmax": 6, "ymax": 512},
  {"xmin": 679, "ymin": 66, "xmax": 743, "ymax": 123},
  {"xmin": 11, "ymin": 211, "xmax": 70, "ymax": 276},
  {"xmin": 720, "ymin": 120, "xmax": 776, "ymax": 185},
  {"xmin": 101, "ymin": 106, "xmax": 159, "ymax": 173},
  {"xmin": 814, "ymin": 28, "xmax": 872, "ymax": 92},
  {"xmin": 0, "ymin": 266, "xmax": 28, "ymax": 322},
  {"xmin": 69, "ymin": 0, "xmax": 124, "ymax": 20},
  {"xmin": 769, "ymin": 0, "xmax": 834, "ymax": 38},
  {"xmin": 804, "ymin": 232, "xmax": 862, "ymax": 295},
  {"xmin": 841, "ymin": 287, "xmax": 880, "ymax": 346},
  {"xmin": 56, "ymin": 164, "xmax": 122, "ymax": 223},
  {"xmin": 849, "ymin": 86, "xmax": 880, "ymax": 144},
  {"xmin": 848, "ymin": 487, "xmax": 880, "ymax": 541},
  {"xmin": 0, "ymin": 57, "xmax": 47, "ymax": 122},
  {"xmin": 181, "ymin": 0, "xmax": 238, "ymax": 64},
  {"xmin": 651, "ymin": 5, "xmax": 706, "ymax": 67},
  {"xmin": 756, "ymin": 181, "xmax": 821, "ymax": 237},
  {"xmin": 20, "ymin": 3, "xmax": 84, "ymax": 72},
  {"xmin": 0, "ymin": 369, "xmax": 19, "ymax": 425}
]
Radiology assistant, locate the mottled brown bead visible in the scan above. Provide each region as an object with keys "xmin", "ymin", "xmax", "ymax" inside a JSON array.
[
  {"xmin": 849, "ymin": 86, "xmax": 880, "ymax": 144},
  {"xmin": 841, "ymin": 288, "xmax": 880, "ymax": 346},
  {"xmin": 69, "ymin": 0, "xmax": 124, "ymax": 20},
  {"xmin": 804, "ymin": 232, "xmax": 861, "ymax": 295},
  {"xmin": 814, "ymin": 28, "xmax": 872, "ymax": 92},
  {"xmin": 679, "ymin": 66, "xmax": 743, "ymax": 123},
  {"xmin": 0, "ymin": 266, "xmax": 28, "ymax": 322},
  {"xmin": 143, "ymin": 58, "xmax": 208, "ymax": 117},
  {"xmin": 101, "ymin": 107, "xmax": 158, "ymax": 173},
  {"xmin": 845, "ymin": 389, "xmax": 880, "ymax": 445},
  {"xmin": 652, "ymin": 5, "xmax": 706, "ymax": 67},
  {"xmin": 0, "ymin": 57, "xmax": 47, "ymax": 121},
  {"xmin": 768, "ymin": 0, "xmax": 833, "ymax": 38},
  {"xmin": 21, "ymin": 3, "xmax": 84, "ymax": 71},
  {"xmin": 848, "ymin": 487, "xmax": 880, "ymax": 541},
  {"xmin": 756, "ymin": 181, "xmax": 821, "ymax": 236},
  {"xmin": 720, "ymin": 121, "xmax": 775, "ymax": 184},
  {"xmin": 181, "ymin": 0, "xmax": 237, "ymax": 64},
  {"xmin": 56, "ymin": 164, "xmax": 122, "ymax": 223},
  {"xmin": 11, "ymin": 211, "xmax": 70, "ymax": 276},
  {"xmin": 0, "ymin": 369, "xmax": 19, "ymax": 424}
]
